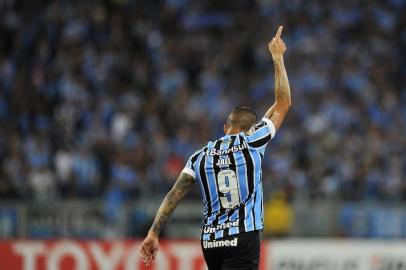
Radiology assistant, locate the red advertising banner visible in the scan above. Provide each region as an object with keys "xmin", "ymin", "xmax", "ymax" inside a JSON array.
[
  {"xmin": 3, "ymin": 239, "xmax": 406, "ymax": 270},
  {"xmin": 0, "ymin": 240, "xmax": 269, "ymax": 270}
]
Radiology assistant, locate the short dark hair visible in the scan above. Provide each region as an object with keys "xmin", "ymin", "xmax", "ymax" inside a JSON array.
[{"xmin": 226, "ymin": 106, "xmax": 258, "ymax": 132}]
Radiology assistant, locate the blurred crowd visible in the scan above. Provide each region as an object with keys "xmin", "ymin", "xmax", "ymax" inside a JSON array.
[{"xmin": 0, "ymin": 0, "xmax": 405, "ymax": 204}]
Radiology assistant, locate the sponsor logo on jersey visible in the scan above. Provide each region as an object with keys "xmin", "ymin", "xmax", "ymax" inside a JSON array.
[
  {"xmin": 202, "ymin": 238, "xmax": 238, "ymax": 249},
  {"xmin": 207, "ymin": 143, "xmax": 247, "ymax": 156},
  {"xmin": 203, "ymin": 220, "xmax": 239, "ymax": 234}
]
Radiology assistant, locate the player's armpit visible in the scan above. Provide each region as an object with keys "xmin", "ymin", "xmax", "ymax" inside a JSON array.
[
  {"xmin": 265, "ymin": 101, "xmax": 290, "ymax": 131},
  {"xmin": 149, "ymin": 172, "xmax": 194, "ymax": 236}
]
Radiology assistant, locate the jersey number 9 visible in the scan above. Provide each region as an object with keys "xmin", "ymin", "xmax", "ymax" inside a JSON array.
[{"xmin": 217, "ymin": 170, "xmax": 240, "ymax": 209}]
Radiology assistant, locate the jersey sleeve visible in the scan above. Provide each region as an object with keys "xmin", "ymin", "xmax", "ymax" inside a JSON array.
[
  {"xmin": 245, "ymin": 117, "xmax": 276, "ymax": 149},
  {"xmin": 181, "ymin": 150, "xmax": 201, "ymax": 180}
]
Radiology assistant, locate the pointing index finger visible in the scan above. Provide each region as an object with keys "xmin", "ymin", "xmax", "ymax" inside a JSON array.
[{"xmin": 275, "ymin": 26, "xmax": 283, "ymax": 39}]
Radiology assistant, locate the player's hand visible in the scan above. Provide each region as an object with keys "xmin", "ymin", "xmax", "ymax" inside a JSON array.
[
  {"xmin": 139, "ymin": 232, "xmax": 159, "ymax": 267},
  {"xmin": 268, "ymin": 26, "xmax": 286, "ymax": 60}
]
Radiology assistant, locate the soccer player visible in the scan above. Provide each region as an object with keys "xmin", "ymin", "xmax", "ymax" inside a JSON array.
[{"xmin": 140, "ymin": 25, "xmax": 291, "ymax": 270}]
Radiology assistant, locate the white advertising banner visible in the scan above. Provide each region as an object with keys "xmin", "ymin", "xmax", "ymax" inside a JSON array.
[{"xmin": 267, "ymin": 240, "xmax": 406, "ymax": 270}]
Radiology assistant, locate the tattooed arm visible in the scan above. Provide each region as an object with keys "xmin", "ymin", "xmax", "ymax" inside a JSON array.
[
  {"xmin": 264, "ymin": 26, "xmax": 291, "ymax": 131},
  {"xmin": 149, "ymin": 173, "xmax": 194, "ymax": 236},
  {"xmin": 140, "ymin": 173, "xmax": 195, "ymax": 266}
]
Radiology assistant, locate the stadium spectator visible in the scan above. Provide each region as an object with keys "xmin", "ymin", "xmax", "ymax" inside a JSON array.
[
  {"xmin": 264, "ymin": 191, "xmax": 293, "ymax": 237},
  {"xmin": 0, "ymin": 0, "xmax": 405, "ymax": 204}
]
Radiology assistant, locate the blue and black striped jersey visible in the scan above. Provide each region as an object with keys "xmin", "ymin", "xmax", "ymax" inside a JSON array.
[{"xmin": 182, "ymin": 118, "xmax": 276, "ymax": 240}]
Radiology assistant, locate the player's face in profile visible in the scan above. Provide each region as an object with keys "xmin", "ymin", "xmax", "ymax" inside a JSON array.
[
  {"xmin": 223, "ymin": 113, "xmax": 234, "ymax": 135},
  {"xmin": 223, "ymin": 122, "xmax": 230, "ymax": 135}
]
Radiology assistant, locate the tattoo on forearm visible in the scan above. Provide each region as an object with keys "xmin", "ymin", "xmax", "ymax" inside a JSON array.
[
  {"xmin": 150, "ymin": 173, "xmax": 194, "ymax": 236},
  {"xmin": 274, "ymin": 59, "xmax": 291, "ymax": 104},
  {"xmin": 264, "ymin": 58, "xmax": 291, "ymax": 128}
]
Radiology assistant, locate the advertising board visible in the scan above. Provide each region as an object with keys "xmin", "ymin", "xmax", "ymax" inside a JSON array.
[{"xmin": 1, "ymin": 240, "xmax": 406, "ymax": 270}]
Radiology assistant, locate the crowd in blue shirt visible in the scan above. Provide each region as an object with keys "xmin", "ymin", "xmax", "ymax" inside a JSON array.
[{"xmin": 0, "ymin": 0, "xmax": 405, "ymax": 204}]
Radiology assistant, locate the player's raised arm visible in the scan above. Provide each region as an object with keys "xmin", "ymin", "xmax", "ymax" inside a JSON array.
[
  {"xmin": 139, "ymin": 172, "xmax": 194, "ymax": 266},
  {"xmin": 264, "ymin": 26, "xmax": 291, "ymax": 131}
]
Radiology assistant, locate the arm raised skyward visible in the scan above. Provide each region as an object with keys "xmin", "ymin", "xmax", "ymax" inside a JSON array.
[{"xmin": 264, "ymin": 26, "xmax": 291, "ymax": 131}]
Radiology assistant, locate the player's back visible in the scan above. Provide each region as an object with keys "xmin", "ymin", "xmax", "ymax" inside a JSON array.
[{"xmin": 182, "ymin": 118, "xmax": 276, "ymax": 240}]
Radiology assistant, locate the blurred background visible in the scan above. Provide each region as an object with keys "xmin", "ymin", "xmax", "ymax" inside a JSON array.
[{"xmin": 0, "ymin": 0, "xmax": 406, "ymax": 243}]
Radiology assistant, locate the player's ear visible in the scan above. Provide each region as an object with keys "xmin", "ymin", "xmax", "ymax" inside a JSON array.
[{"xmin": 223, "ymin": 124, "xmax": 227, "ymax": 134}]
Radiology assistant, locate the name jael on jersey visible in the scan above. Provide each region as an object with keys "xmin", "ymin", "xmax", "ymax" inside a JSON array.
[{"xmin": 216, "ymin": 157, "xmax": 231, "ymax": 166}]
